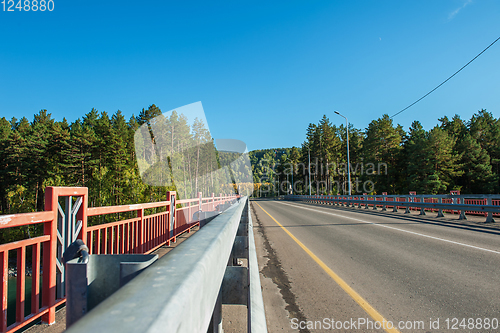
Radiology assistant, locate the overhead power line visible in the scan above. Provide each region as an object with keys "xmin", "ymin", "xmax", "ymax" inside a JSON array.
[{"xmin": 391, "ymin": 36, "xmax": 500, "ymax": 118}]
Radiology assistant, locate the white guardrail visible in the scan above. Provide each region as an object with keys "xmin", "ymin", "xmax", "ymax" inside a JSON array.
[
  {"xmin": 285, "ymin": 194, "xmax": 500, "ymax": 223},
  {"xmin": 65, "ymin": 196, "xmax": 267, "ymax": 333}
]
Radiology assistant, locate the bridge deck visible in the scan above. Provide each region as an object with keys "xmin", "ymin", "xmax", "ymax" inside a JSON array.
[{"xmin": 252, "ymin": 198, "xmax": 500, "ymax": 333}]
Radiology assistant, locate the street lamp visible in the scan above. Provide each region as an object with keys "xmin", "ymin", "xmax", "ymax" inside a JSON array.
[
  {"xmin": 334, "ymin": 111, "xmax": 351, "ymax": 195},
  {"xmin": 308, "ymin": 145, "xmax": 312, "ymax": 195}
]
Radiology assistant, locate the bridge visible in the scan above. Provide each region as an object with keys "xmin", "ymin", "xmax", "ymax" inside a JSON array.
[
  {"xmin": 0, "ymin": 187, "xmax": 249, "ymax": 333},
  {"xmin": 252, "ymin": 194, "xmax": 500, "ymax": 333},
  {"xmin": 1, "ymin": 189, "xmax": 500, "ymax": 332}
]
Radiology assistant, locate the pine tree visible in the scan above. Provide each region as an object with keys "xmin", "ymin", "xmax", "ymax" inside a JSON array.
[
  {"xmin": 92, "ymin": 111, "xmax": 113, "ymax": 208},
  {"xmin": 136, "ymin": 104, "xmax": 163, "ymax": 132},
  {"xmin": 439, "ymin": 114, "xmax": 467, "ymax": 140},
  {"xmin": 301, "ymin": 124, "xmax": 315, "ymax": 193},
  {"xmin": 427, "ymin": 126, "xmax": 463, "ymax": 193},
  {"xmin": 362, "ymin": 114, "xmax": 403, "ymax": 193},
  {"xmin": 70, "ymin": 119, "xmax": 97, "ymax": 187},
  {"xmin": 403, "ymin": 121, "xmax": 426, "ymax": 192},
  {"xmin": 318, "ymin": 115, "xmax": 341, "ymax": 193},
  {"xmin": 27, "ymin": 110, "xmax": 57, "ymax": 211},
  {"xmin": 2, "ymin": 124, "xmax": 30, "ymax": 212},
  {"xmin": 110, "ymin": 110, "xmax": 131, "ymax": 205},
  {"xmin": 458, "ymin": 133, "xmax": 498, "ymax": 193},
  {"xmin": 47, "ymin": 120, "xmax": 75, "ymax": 187},
  {"xmin": 0, "ymin": 117, "xmax": 12, "ymax": 212},
  {"xmin": 468, "ymin": 109, "xmax": 500, "ymax": 190},
  {"xmin": 191, "ymin": 118, "xmax": 211, "ymax": 196},
  {"xmin": 0, "ymin": 117, "xmax": 10, "ymax": 141}
]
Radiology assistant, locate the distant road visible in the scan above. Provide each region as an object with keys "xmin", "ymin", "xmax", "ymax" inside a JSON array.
[{"xmin": 252, "ymin": 199, "xmax": 500, "ymax": 333}]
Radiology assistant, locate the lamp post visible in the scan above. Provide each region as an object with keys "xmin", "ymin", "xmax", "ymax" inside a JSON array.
[
  {"xmin": 334, "ymin": 111, "xmax": 351, "ymax": 195},
  {"xmin": 308, "ymin": 146, "xmax": 312, "ymax": 195}
]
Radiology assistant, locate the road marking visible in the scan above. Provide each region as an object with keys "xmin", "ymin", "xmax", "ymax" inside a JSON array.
[
  {"xmin": 254, "ymin": 202, "xmax": 401, "ymax": 333},
  {"xmin": 278, "ymin": 201, "xmax": 500, "ymax": 255}
]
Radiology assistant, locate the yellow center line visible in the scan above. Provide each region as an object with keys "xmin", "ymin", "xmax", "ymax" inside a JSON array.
[{"xmin": 254, "ymin": 202, "xmax": 400, "ymax": 333}]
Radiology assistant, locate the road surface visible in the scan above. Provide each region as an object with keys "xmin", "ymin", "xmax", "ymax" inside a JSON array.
[{"xmin": 252, "ymin": 199, "xmax": 500, "ymax": 333}]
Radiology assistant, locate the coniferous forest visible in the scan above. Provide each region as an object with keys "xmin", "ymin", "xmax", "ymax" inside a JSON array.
[
  {"xmin": 0, "ymin": 104, "xmax": 252, "ymax": 243},
  {"xmin": 1, "ymin": 106, "xmax": 499, "ymax": 241},
  {"xmin": 250, "ymin": 110, "xmax": 500, "ymax": 197},
  {"xmin": 0, "ymin": 104, "xmax": 240, "ymax": 220}
]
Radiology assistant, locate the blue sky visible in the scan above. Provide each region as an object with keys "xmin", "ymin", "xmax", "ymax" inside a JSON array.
[{"xmin": 0, "ymin": 0, "xmax": 499, "ymax": 151}]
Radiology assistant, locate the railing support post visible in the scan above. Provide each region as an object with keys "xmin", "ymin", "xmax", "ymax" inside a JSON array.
[
  {"xmin": 198, "ymin": 192, "xmax": 203, "ymax": 217},
  {"xmin": 208, "ymin": 289, "xmax": 223, "ymax": 333},
  {"xmin": 437, "ymin": 197, "xmax": 444, "ymax": 217},
  {"xmin": 78, "ymin": 188, "xmax": 89, "ymax": 243},
  {"xmin": 0, "ymin": 252, "xmax": 7, "ymax": 331},
  {"xmin": 167, "ymin": 191, "xmax": 176, "ymax": 243},
  {"xmin": 42, "ymin": 187, "xmax": 57, "ymax": 325},
  {"xmin": 486, "ymin": 197, "xmax": 495, "ymax": 222},
  {"xmin": 457, "ymin": 197, "xmax": 467, "ymax": 220},
  {"xmin": 43, "ymin": 186, "xmax": 90, "ymax": 323},
  {"xmin": 405, "ymin": 196, "xmax": 411, "ymax": 214}
]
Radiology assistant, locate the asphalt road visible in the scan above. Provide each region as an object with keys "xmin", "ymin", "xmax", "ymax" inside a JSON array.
[{"xmin": 251, "ymin": 199, "xmax": 500, "ymax": 333}]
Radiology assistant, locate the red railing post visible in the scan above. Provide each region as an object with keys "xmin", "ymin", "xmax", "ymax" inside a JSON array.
[
  {"xmin": 0, "ymin": 251, "xmax": 7, "ymax": 332},
  {"xmin": 16, "ymin": 247, "xmax": 26, "ymax": 323},
  {"xmin": 212, "ymin": 193, "xmax": 215, "ymax": 211},
  {"xmin": 31, "ymin": 243, "xmax": 41, "ymax": 315},
  {"xmin": 138, "ymin": 208, "xmax": 144, "ymax": 253},
  {"xmin": 42, "ymin": 186, "xmax": 57, "ymax": 325}
]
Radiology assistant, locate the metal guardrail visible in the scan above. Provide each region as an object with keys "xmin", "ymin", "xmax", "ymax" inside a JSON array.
[
  {"xmin": 286, "ymin": 194, "xmax": 500, "ymax": 223},
  {"xmin": 65, "ymin": 196, "xmax": 267, "ymax": 333}
]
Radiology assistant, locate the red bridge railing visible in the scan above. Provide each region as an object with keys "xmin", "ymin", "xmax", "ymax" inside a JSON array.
[{"xmin": 0, "ymin": 187, "xmax": 238, "ymax": 333}]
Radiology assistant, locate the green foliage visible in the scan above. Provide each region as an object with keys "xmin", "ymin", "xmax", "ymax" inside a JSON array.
[
  {"xmin": 0, "ymin": 104, "xmax": 233, "ymax": 243},
  {"xmin": 457, "ymin": 133, "xmax": 498, "ymax": 193},
  {"xmin": 363, "ymin": 114, "xmax": 404, "ymax": 193},
  {"xmin": 250, "ymin": 110, "xmax": 500, "ymax": 196},
  {"xmin": 1, "ymin": 105, "xmax": 499, "ymax": 239}
]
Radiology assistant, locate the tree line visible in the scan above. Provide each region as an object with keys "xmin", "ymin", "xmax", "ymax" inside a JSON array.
[
  {"xmin": 1, "ymin": 106, "xmax": 498, "ymax": 239},
  {"xmin": 0, "ymin": 105, "xmax": 236, "ymax": 243},
  {"xmin": 250, "ymin": 110, "xmax": 499, "ymax": 196}
]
